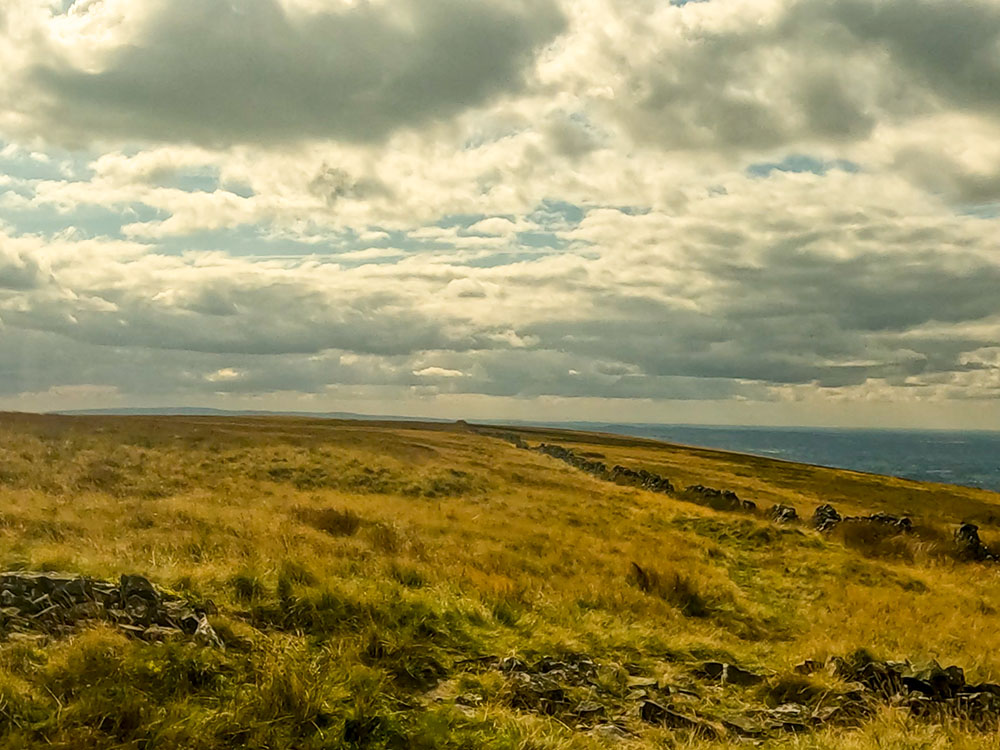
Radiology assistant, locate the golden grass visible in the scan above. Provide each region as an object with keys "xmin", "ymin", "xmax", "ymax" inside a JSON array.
[{"xmin": 0, "ymin": 412, "xmax": 998, "ymax": 748}]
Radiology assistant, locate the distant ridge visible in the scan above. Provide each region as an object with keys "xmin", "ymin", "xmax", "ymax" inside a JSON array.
[{"xmin": 52, "ymin": 407, "xmax": 450, "ymax": 422}]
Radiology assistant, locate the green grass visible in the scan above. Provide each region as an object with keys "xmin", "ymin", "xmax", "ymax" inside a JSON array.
[{"xmin": 0, "ymin": 412, "xmax": 998, "ymax": 748}]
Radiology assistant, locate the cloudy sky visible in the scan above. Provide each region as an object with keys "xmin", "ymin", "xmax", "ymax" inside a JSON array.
[{"xmin": 1, "ymin": 0, "xmax": 999, "ymax": 428}]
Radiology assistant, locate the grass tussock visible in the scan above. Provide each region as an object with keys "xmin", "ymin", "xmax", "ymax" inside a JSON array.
[
  {"xmin": 628, "ymin": 562, "xmax": 711, "ymax": 617},
  {"xmin": 293, "ymin": 506, "xmax": 364, "ymax": 536},
  {"xmin": 832, "ymin": 520, "xmax": 950, "ymax": 562}
]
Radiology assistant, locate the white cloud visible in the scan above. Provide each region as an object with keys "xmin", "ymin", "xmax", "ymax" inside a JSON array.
[{"xmin": 413, "ymin": 367, "xmax": 465, "ymax": 378}]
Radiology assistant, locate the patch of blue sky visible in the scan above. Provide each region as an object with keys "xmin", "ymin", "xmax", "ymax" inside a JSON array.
[
  {"xmin": 611, "ymin": 205, "xmax": 652, "ymax": 216},
  {"xmin": 0, "ymin": 140, "xmax": 94, "ymax": 182},
  {"xmin": 0, "ymin": 201, "xmax": 164, "ymax": 239},
  {"xmin": 530, "ymin": 199, "xmax": 586, "ymax": 229},
  {"xmin": 957, "ymin": 203, "xmax": 1000, "ymax": 219},
  {"xmin": 221, "ymin": 181, "xmax": 255, "ymax": 199},
  {"xmin": 746, "ymin": 154, "xmax": 860, "ymax": 178},
  {"xmin": 149, "ymin": 221, "xmax": 490, "ymax": 259},
  {"xmin": 461, "ymin": 249, "xmax": 555, "ymax": 268},
  {"xmin": 151, "ymin": 224, "xmax": 354, "ymax": 257},
  {"xmin": 516, "ymin": 231, "xmax": 567, "ymax": 249},
  {"xmin": 435, "ymin": 213, "xmax": 488, "ymax": 229},
  {"xmin": 154, "ymin": 167, "xmax": 220, "ymax": 193}
]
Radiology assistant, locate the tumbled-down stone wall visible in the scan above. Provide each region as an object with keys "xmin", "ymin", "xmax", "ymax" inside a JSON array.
[{"xmin": 0, "ymin": 571, "xmax": 222, "ymax": 646}]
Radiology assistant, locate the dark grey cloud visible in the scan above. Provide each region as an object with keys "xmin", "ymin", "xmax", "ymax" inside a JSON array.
[
  {"xmin": 803, "ymin": 0, "xmax": 1000, "ymax": 113},
  {"xmin": 519, "ymin": 236, "xmax": 1000, "ymax": 391},
  {"xmin": 11, "ymin": 222, "xmax": 998, "ymax": 403},
  {"xmin": 4, "ymin": 286, "xmax": 470, "ymax": 357},
  {"xmin": 0, "ymin": 247, "xmax": 47, "ymax": 290},
  {"xmin": 22, "ymin": 0, "xmax": 565, "ymax": 146},
  {"xmin": 600, "ymin": 0, "xmax": 1000, "ymax": 154}
]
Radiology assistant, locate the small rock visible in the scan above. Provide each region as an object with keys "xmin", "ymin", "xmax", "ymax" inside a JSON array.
[
  {"xmin": 768, "ymin": 702, "xmax": 812, "ymax": 732},
  {"xmin": 812, "ymin": 504, "xmax": 842, "ymax": 532},
  {"xmin": 589, "ymin": 723, "xmax": 630, "ymax": 742},
  {"xmin": 903, "ymin": 661, "xmax": 965, "ymax": 699},
  {"xmin": 639, "ymin": 700, "xmax": 716, "ymax": 735},
  {"xmin": 627, "ymin": 676, "xmax": 658, "ymax": 688},
  {"xmin": 955, "ymin": 523, "xmax": 996, "ymax": 562},
  {"xmin": 768, "ymin": 504, "xmax": 799, "ymax": 524},
  {"xmin": 574, "ymin": 701, "xmax": 604, "ymax": 716}
]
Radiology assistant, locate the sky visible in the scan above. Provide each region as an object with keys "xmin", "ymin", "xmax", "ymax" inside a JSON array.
[{"xmin": 0, "ymin": 0, "xmax": 999, "ymax": 428}]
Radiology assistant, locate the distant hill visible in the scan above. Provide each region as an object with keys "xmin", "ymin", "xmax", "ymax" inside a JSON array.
[{"xmin": 54, "ymin": 406, "xmax": 450, "ymax": 422}]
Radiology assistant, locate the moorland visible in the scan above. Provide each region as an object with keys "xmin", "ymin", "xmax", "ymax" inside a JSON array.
[{"xmin": 0, "ymin": 412, "xmax": 999, "ymax": 749}]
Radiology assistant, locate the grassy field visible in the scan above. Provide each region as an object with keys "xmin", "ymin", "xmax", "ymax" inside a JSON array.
[{"xmin": 0, "ymin": 412, "xmax": 999, "ymax": 749}]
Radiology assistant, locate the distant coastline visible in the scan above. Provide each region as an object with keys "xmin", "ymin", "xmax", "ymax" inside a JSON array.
[{"xmin": 540, "ymin": 423, "xmax": 1000, "ymax": 493}]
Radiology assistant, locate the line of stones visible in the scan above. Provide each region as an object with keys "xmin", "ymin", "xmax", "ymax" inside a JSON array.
[
  {"xmin": 500, "ymin": 433, "xmax": 996, "ymax": 562},
  {"xmin": 526, "ymin": 439, "xmax": 757, "ymax": 513}
]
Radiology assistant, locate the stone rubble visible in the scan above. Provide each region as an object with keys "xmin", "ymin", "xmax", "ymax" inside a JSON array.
[
  {"xmin": 767, "ymin": 504, "xmax": 799, "ymax": 523},
  {"xmin": 811, "ymin": 503, "xmax": 842, "ymax": 532},
  {"xmin": 529, "ymin": 442, "xmax": 764, "ymax": 514},
  {"xmin": 828, "ymin": 650, "xmax": 1000, "ymax": 728},
  {"xmin": 0, "ymin": 571, "xmax": 222, "ymax": 647},
  {"xmin": 811, "ymin": 505, "xmax": 913, "ymax": 534},
  {"xmin": 682, "ymin": 485, "xmax": 748, "ymax": 512},
  {"xmin": 954, "ymin": 523, "xmax": 998, "ymax": 562},
  {"xmin": 465, "ymin": 649, "xmax": 1000, "ymax": 739}
]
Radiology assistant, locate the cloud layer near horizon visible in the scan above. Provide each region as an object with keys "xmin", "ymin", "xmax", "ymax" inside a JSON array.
[{"xmin": 1, "ymin": 0, "xmax": 998, "ymax": 426}]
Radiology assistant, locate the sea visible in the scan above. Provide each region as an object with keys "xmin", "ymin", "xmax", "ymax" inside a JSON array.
[{"xmin": 548, "ymin": 424, "xmax": 1000, "ymax": 493}]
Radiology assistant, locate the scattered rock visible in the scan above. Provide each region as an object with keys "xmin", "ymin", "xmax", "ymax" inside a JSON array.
[
  {"xmin": 683, "ymin": 485, "xmax": 743, "ymax": 512},
  {"xmin": 0, "ymin": 571, "xmax": 221, "ymax": 647},
  {"xmin": 610, "ymin": 465, "xmax": 675, "ymax": 493},
  {"xmin": 767, "ymin": 504, "xmax": 799, "ymax": 524},
  {"xmin": 903, "ymin": 661, "xmax": 966, "ymax": 699},
  {"xmin": 493, "ymin": 654, "xmax": 602, "ymax": 717},
  {"xmin": 828, "ymin": 650, "xmax": 1000, "ymax": 725},
  {"xmin": 500, "ymin": 433, "xmax": 527, "ymax": 449},
  {"xmin": 955, "ymin": 523, "xmax": 997, "ymax": 562},
  {"xmin": 859, "ymin": 512, "xmax": 913, "ymax": 532},
  {"xmin": 532, "ymin": 443, "xmax": 678, "ymax": 495},
  {"xmin": 589, "ymin": 723, "xmax": 630, "ymax": 742},
  {"xmin": 809, "ymin": 503, "xmax": 914, "ymax": 535},
  {"xmin": 812, "ymin": 504, "xmax": 842, "ymax": 532},
  {"xmin": 509, "ymin": 437, "xmax": 996, "ymax": 568},
  {"xmin": 464, "ymin": 649, "xmax": 1000, "ymax": 737},
  {"xmin": 639, "ymin": 700, "xmax": 720, "ymax": 737},
  {"xmin": 765, "ymin": 702, "xmax": 813, "ymax": 732}
]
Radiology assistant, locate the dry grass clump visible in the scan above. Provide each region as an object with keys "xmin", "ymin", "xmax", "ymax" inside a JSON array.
[
  {"xmin": 293, "ymin": 506, "xmax": 364, "ymax": 536},
  {"xmin": 628, "ymin": 562, "xmax": 710, "ymax": 617},
  {"xmin": 832, "ymin": 520, "xmax": 953, "ymax": 562}
]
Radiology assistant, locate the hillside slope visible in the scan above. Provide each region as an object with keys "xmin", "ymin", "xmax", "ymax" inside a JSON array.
[{"xmin": 0, "ymin": 412, "xmax": 999, "ymax": 749}]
